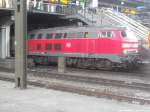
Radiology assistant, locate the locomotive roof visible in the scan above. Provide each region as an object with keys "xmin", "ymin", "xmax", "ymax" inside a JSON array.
[{"xmin": 30, "ymin": 26, "xmax": 126, "ymax": 33}]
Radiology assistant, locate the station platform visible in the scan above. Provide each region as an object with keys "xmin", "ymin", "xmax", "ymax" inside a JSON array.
[{"xmin": 0, "ymin": 80, "xmax": 150, "ymax": 112}]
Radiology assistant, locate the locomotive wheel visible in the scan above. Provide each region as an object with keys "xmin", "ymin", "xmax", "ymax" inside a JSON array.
[
  {"xmin": 72, "ymin": 58, "xmax": 78, "ymax": 67},
  {"xmin": 76, "ymin": 59, "xmax": 83, "ymax": 68},
  {"xmin": 103, "ymin": 60, "xmax": 112, "ymax": 70},
  {"xmin": 76, "ymin": 58, "xmax": 88, "ymax": 69},
  {"xmin": 66, "ymin": 58, "xmax": 73, "ymax": 67},
  {"xmin": 95, "ymin": 60, "xmax": 103, "ymax": 70},
  {"xmin": 83, "ymin": 59, "xmax": 93, "ymax": 69},
  {"xmin": 27, "ymin": 58, "xmax": 35, "ymax": 68},
  {"xmin": 43, "ymin": 57, "xmax": 49, "ymax": 65},
  {"xmin": 67, "ymin": 58, "xmax": 84, "ymax": 68},
  {"xmin": 84, "ymin": 59, "xmax": 92, "ymax": 69},
  {"xmin": 95, "ymin": 59, "xmax": 112, "ymax": 70},
  {"xmin": 125, "ymin": 63, "xmax": 135, "ymax": 71}
]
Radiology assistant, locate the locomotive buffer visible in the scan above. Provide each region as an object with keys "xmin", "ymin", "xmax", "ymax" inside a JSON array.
[{"xmin": 15, "ymin": 0, "xmax": 27, "ymax": 89}]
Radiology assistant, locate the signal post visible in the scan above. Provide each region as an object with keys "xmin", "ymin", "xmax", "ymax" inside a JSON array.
[
  {"xmin": 15, "ymin": 0, "xmax": 27, "ymax": 89},
  {"xmin": 149, "ymin": 10, "xmax": 150, "ymax": 71},
  {"xmin": 149, "ymin": 32, "xmax": 150, "ymax": 70}
]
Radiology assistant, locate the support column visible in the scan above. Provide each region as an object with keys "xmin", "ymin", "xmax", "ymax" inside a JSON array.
[
  {"xmin": 148, "ymin": 10, "xmax": 150, "ymax": 72},
  {"xmin": 0, "ymin": 25, "xmax": 11, "ymax": 59},
  {"xmin": 58, "ymin": 57, "xmax": 66, "ymax": 73},
  {"xmin": 15, "ymin": 0, "xmax": 27, "ymax": 89},
  {"xmin": 0, "ymin": 27, "xmax": 3, "ymax": 58},
  {"xmin": 1, "ymin": 27, "xmax": 6, "ymax": 59},
  {"xmin": 5, "ymin": 25, "xmax": 10, "ymax": 58}
]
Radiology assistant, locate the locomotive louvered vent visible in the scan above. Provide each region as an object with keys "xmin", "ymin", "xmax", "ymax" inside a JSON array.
[
  {"xmin": 54, "ymin": 43, "xmax": 61, "ymax": 50},
  {"xmin": 46, "ymin": 33, "xmax": 53, "ymax": 39},
  {"xmin": 37, "ymin": 34, "xmax": 42, "ymax": 39},
  {"xmin": 55, "ymin": 33, "xmax": 62, "ymax": 39},
  {"xmin": 64, "ymin": 33, "xmax": 67, "ymax": 38},
  {"xmin": 37, "ymin": 43, "xmax": 41, "ymax": 50},
  {"xmin": 45, "ymin": 43, "xmax": 52, "ymax": 50},
  {"xmin": 30, "ymin": 34, "xmax": 35, "ymax": 39}
]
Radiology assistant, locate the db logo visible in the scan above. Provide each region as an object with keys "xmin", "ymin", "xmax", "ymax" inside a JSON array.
[{"xmin": 66, "ymin": 42, "xmax": 71, "ymax": 48}]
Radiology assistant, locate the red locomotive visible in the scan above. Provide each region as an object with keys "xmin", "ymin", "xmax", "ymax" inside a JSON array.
[{"xmin": 27, "ymin": 26, "xmax": 140, "ymax": 70}]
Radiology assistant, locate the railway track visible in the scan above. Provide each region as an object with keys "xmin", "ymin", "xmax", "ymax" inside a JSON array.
[
  {"xmin": 1, "ymin": 65, "xmax": 150, "ymax": 89},
  {"xmin": 0, "ymin": 66, "xmax": 150, "ymax": 105},
  {"xmin": 29, "ymin": 67, "xmax": 150, "ymax": 91}
]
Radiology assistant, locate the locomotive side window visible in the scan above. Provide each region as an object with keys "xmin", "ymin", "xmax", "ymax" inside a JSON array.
[
  {"xmin": 107, "ymin": 32, "xmax": 114, "ymax": 38},
  {"xmin": 37, "ymin": 34, "xmax": 43, "ymax": 39},
  {"xmin": 67, "ymin": 33, "xmax": 77, "ymax": 38},
  {"xmin": 84, "ymin": 32, "xmax": 88, "ymax": 38},
  {"xmin": 121, "ymin": 31, "xmax": 127, "ymax": 37},
  {"xmin": 54, "ymin": 43, "xmax": 61, "ymax": 50},
  {"xmin": 86, "ymin": 32, "xmax": 97, "ymax": 38},
  {"xmin": 46, "ymin": 33, "xmax": 53, "ymax": 39},
  {"xmin": 37, "ymin": 43, "xmax": 41, "ymax": 50},
  {"xmin": 101, "ymin": 32, "xmax": 107, "ymax": 37},
  {"xmin": 77, "ymin": 32, "xmax": 84, "ymax": 38},
  {"xmin": 30, "ymin": 34, "xmax": 35, "ymax": 39},
  {"xmin": 55, "ymin": 33, "xmax": 62, "ymax": 39},
  {"xmin": 64, "ymin": 33, "xmax": 67, "ymax": 38},
  {"xmin": 100, "ymin": 31, "xmax": 114, "ymax": 38},
  {"xmin": 45, "ymin": 43, "xmax": 52, "ymax": 50}
]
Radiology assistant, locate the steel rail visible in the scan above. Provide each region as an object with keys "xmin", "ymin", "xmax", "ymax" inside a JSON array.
[
  {"xmin": 0, "ymin": 66, "xmax": 150, "ymax": 91},
  {"xmin": 29, "ymin": 68, "xmax": 150, "ymax": 91}
]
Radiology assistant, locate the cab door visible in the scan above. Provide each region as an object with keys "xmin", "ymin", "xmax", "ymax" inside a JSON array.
[
  {"xmin": 86, "ymin": 32, "xmax": 97, "ymax": 54},
  {"xmin": 96, "ymin": 30, "xmax": 117, "ymax": 54}
]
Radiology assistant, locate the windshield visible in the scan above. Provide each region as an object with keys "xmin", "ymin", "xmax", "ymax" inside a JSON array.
[
  {"xmin": 121, "ymin": 31, "xmax": 127, "ymax": 37},
  {"xmin": 121, "ymin": 30, "xmax": 137, "ymax": 40}
]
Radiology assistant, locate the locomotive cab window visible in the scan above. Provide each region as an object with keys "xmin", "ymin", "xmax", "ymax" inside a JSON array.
[
  {"xmin": 121, "ymin": 31, "xmax": 127, "ymax": 38},
  {"xmin": 30, "ymin": 34, "xmax": 35, "ymax": 39},
  {"xmin": 100, "ymin": 31, "xmax": 114, "ymax": 38},
  {"xmin": 55, "ymin": 33, "xmax": 62, "ymax": 39},
  {"xmin": 107, "ymin": 32, "xmax": 114, "ymax": 38},
  {"xmin": 37, "ymin": 34, "xmax": 43, "ymax": 39},
  {"xmin": 46, "ymin": 33, "xmax": 53, "ymax": 39}
]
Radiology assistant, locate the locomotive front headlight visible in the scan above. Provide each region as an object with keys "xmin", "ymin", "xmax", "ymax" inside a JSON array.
[
  {"xmin": 123, "ymin": 49, "xmax": 128, "ymax": 54},
  {"xmin": 135, "ymin": 50, "xmax": 138, "ymax": 53},
  {"xmin": 123, "ymin": 49, "xmax": 138, "ymax": 54}
]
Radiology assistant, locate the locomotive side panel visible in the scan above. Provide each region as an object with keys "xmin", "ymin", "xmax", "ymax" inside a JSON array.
[{"xmin": 28, "ymin": 29, "xmax": 126, "ymax": 62}]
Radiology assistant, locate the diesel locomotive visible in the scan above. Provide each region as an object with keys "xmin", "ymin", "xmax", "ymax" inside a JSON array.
[{"xmin": 27, "ymin": 26, "xmax": 142, "ymax": 70}]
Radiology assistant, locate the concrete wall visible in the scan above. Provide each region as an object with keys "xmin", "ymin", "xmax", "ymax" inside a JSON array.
[{"xmin": 0, "ymin": 27, "xmax": 5, "ymax": 58}]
